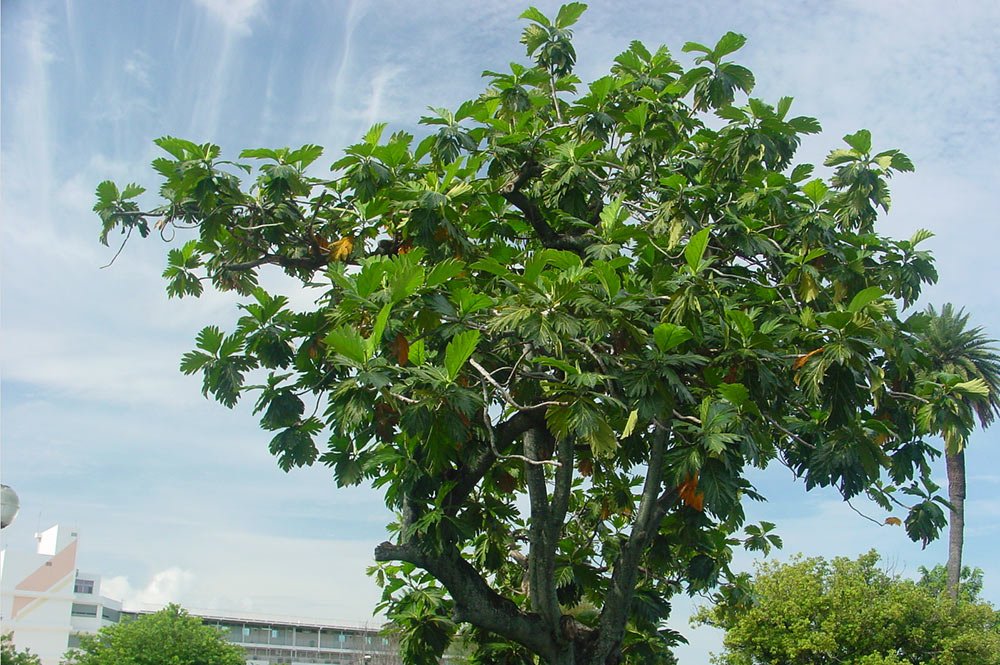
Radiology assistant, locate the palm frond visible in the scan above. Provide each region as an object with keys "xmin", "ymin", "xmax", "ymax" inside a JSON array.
[{"xmin": 922, "ymin": 303, "xmax": 1000, "ymax": 426}]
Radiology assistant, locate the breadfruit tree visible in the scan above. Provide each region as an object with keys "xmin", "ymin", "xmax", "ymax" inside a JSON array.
[{"xmin": 94, "ymin": 4, "xmax": 981, "ymax": 664}]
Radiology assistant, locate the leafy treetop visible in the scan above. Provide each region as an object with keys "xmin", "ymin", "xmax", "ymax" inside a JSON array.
[
  {"xmin": 62, "ymin": 604, "xmax": 246, "ymax": 665},
  {"xmin": 696, "ymin": 551, "xmax": 1000, "ymax": 665},
  {"xmin": 94, "ymin": 4, "xmax": 986, "ymax": 664},
  {"xmin": 918, "ymin": 563, "xmax": 986, "ymax": 603}
]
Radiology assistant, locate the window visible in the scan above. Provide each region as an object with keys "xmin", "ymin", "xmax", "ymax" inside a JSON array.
[
  {"xmin": 67, "ymin": 635, "xmax": 81, "ymax": 648},
  {"xmin": 102, "ymin": 607, "xmax": 121, "ymax": 622},
  {"xmin": 294, "ymin": 628, "xmax": 319, "ymax": 647},
  {"xmin": 243, "ymin": 626, "xmax": 251, "ymax": 636},
  {"xmin": 272, "ymin": 628, "xmax": 280, "ymax": 638},
  {"xmin": 338, "ymin": 633, "xmax": 346, "ymax": 643},
  {"xmin": 74, "ymin": 579, "xmax": 94, "ymax": 594},
  {"xmin": 71, "ymin": 603, "xmax": 98, "ymax": 617}
]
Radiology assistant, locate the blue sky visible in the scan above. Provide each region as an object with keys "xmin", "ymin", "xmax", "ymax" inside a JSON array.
[{"xmin": 2, "ymin": 0, "xmax": 999, "ymax": 660}]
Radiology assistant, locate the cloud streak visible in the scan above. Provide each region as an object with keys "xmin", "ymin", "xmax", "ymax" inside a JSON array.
[{"xmin": 193, "ymin": 0, "xmax": 267, "ymax": 36}]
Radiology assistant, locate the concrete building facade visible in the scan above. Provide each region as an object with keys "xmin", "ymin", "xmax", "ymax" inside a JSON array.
[{"xmin": 0, "ymin": 525, "xmax": 123, "ymax": 664}]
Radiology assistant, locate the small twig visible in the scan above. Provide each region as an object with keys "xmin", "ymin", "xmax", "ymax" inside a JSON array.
[
  {"xmin": 548, "ymin": 73, "xmax": 565, "ymax": 124},
  {"xmin": 293, "ymin": 367, "xmax": 338, "ymax": 396},
  {"xmin": 877, "ymin": 488, "xmax": 914, "ymax": 511},
  {"xmin": 845, "ymin": 499, "xmax": 886, "ymax": 527},
  {"xmin": 516, "ymin": 370, "xmax": 562, "ymax": 382},
  {"xmin": 102, "ymin": 209, "xmax": 156, "ymax": 217},
  {"xmin": 506, "ymin": 345, "xmax": 533, "ymax": 388},
  {"xmin": 885, "ymin": 389, "xmax": 930, "ymax": 405},
  {"xmin": 235, "ymin": 221, "xmax": 289, "ymax": 231},
  {"xmin": 469, "ymin": 358, "xmax": 567, "ymax": 411},
  {"xmin": 673, "ymin": 410, "xmax": 702, "ymax": 425},
  {"xmin": 766, "ymin": 416, "xmax": 817, "ymax": 450},
  {"xmin": 159, "ymin": 222, "xmax": 177, "ymax": 242},
  {"xmin": 388, "ymin": 392, "xmax": 420, "ymax": 405},
  {"xmin": 440, "ymin": 315, "xmax": 489, "ymax": 332},
  {"xmin": 476, "ymin": 378, "xmax": 560, "ymax": 468},
  {"xmin": 100, "ymin": 226, "xmax": 133, "ymax": 269},
  {"xmin": 572, "ymin": 338, "xmax": 625, "ymax": 400},
  {"xmin": 308, "ymin": 392, "xmax": 323, "ymax": 419},
  {"xmin": 652, "ymin": 417, "xmax": 670, "ymax": 432}
]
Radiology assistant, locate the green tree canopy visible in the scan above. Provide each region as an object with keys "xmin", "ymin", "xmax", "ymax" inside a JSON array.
[
  {"xmin": 696, "ymin": 551, "xmax": 1000, "ymax": 665},
  {"xmin": 918, "ymin": 563, "xmax": 985, "ymax": 603},
  {"xmin": 94, "ymin": 4, "xmax": 982, "ymax": 664},
  {"xmin": 63, "ymin": 604, "xmax": 245, "ymax": 665}
]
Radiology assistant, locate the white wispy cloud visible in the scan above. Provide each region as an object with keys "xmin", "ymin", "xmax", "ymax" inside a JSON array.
[
  {"xmin": 123, "ymin": 49, "xmax": 153, "ymax": 89},
  {"xmin": 360, "ymin": 66, "xmax": 402, "ymax": 132},
  {"xmin": 329, "ymin": 0, "xmax": 365, "ymax": 113},
  {"xmin": 193, "ymin": 0, "xmax": 267, "ymax": 36},
  {"xmin": 3, "ymin": 4, "xmax": 56, "ymax": 213}
]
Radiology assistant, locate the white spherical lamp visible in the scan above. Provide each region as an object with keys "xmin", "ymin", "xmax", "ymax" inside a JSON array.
[{"xmin": 1, "ymin": 484, "xmax": 20, "ymax": 528}]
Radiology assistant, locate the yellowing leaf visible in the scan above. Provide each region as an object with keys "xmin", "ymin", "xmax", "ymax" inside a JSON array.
[
  {"xmin": 799, "ymin": 271, "xmax": 819, "ymax": 302},
  {"xmin": 622, "ymin": 409, "xmax": 639, "ymax": 438},
  {"xmin": 884, "ymin": 517, "xmax": 902, "ymax": 526},
  {"xmin": 328, "ymin": 236, "xmax": 355, "ymax": 262},
  {"xmin": 585, "ymin": 418, "xmax": 618, "ymax": 458}
]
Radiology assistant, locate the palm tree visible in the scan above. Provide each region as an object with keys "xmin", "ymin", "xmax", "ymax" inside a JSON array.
[{"xmin": 918, "ymin": 304, "xmax": 1000, "ymax": 598}]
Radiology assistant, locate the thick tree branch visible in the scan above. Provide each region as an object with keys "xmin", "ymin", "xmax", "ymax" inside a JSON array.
[
  {"xmin": 592, "ymin": 429, "xmax": 673, "ymax": 665},
  {"xmin": 547, "ymin": 436, "xmax": 576, "ymax": 645},
  {"xmin": 400, "ymin": 493, "xmax": 421, "ymax": 538},
  {"xmin": 219, "ymin": 252, "xmax": 329, "ymax": 273},
  {"xmin": 498, "ymin": 159, "xmax": 591, "ymax": 254},
  {"xmin": 373, "ymin": 541, "xmax": 557, "ymax": 661},
  {"xmin": 633, "ymin": 428, "xmax": 670, "ymax": 539},
  {"xmin": 444, "ymin": 410, "xmax": 544, "ymax": 516},
  {"xmin": 524, "ymin": 428, "xmax": 561, "ymax": 627},
  {"xmin": 547, "ymin": 436, "xmax": 574, "ymax": 547},
  {"xmin": 501, "ymin": 190, "xmax": 591, "ymax": 254}
]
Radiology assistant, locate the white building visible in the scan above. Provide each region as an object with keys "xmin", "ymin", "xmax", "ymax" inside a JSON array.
[
  {"xmin": 1, "ymin": 525, "xmax": 401, "ymax": 665},
  {"xmin": 0, "ymin": 525, "xmax": 122, "ymax": 663}
]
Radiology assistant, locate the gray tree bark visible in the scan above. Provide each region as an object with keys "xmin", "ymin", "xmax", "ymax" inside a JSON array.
[{"xmin": 945, "ymin": 449, "xmax": 966, "ymax": 600}]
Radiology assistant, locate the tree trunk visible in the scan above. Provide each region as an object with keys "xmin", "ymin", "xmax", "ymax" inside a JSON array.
[{"xmin": 945, "ymin": 449, "xmax": 966, "ymax": 600}]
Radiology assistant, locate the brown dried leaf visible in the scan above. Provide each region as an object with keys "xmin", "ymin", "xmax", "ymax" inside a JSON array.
[
  {"xmin": 496, "ymin": 471, "xmax": 517, "ymax": 494},
  {"xmin": 792, "ymin": 347, "xmax": 824, "ymax": 370},
  {"xmin": 390, "ymin": 334, "xmax": 410, "ymax": 365},
  {"xmin": 678, "ymin": 474, "xmax": 704, "ymax": 512}
]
